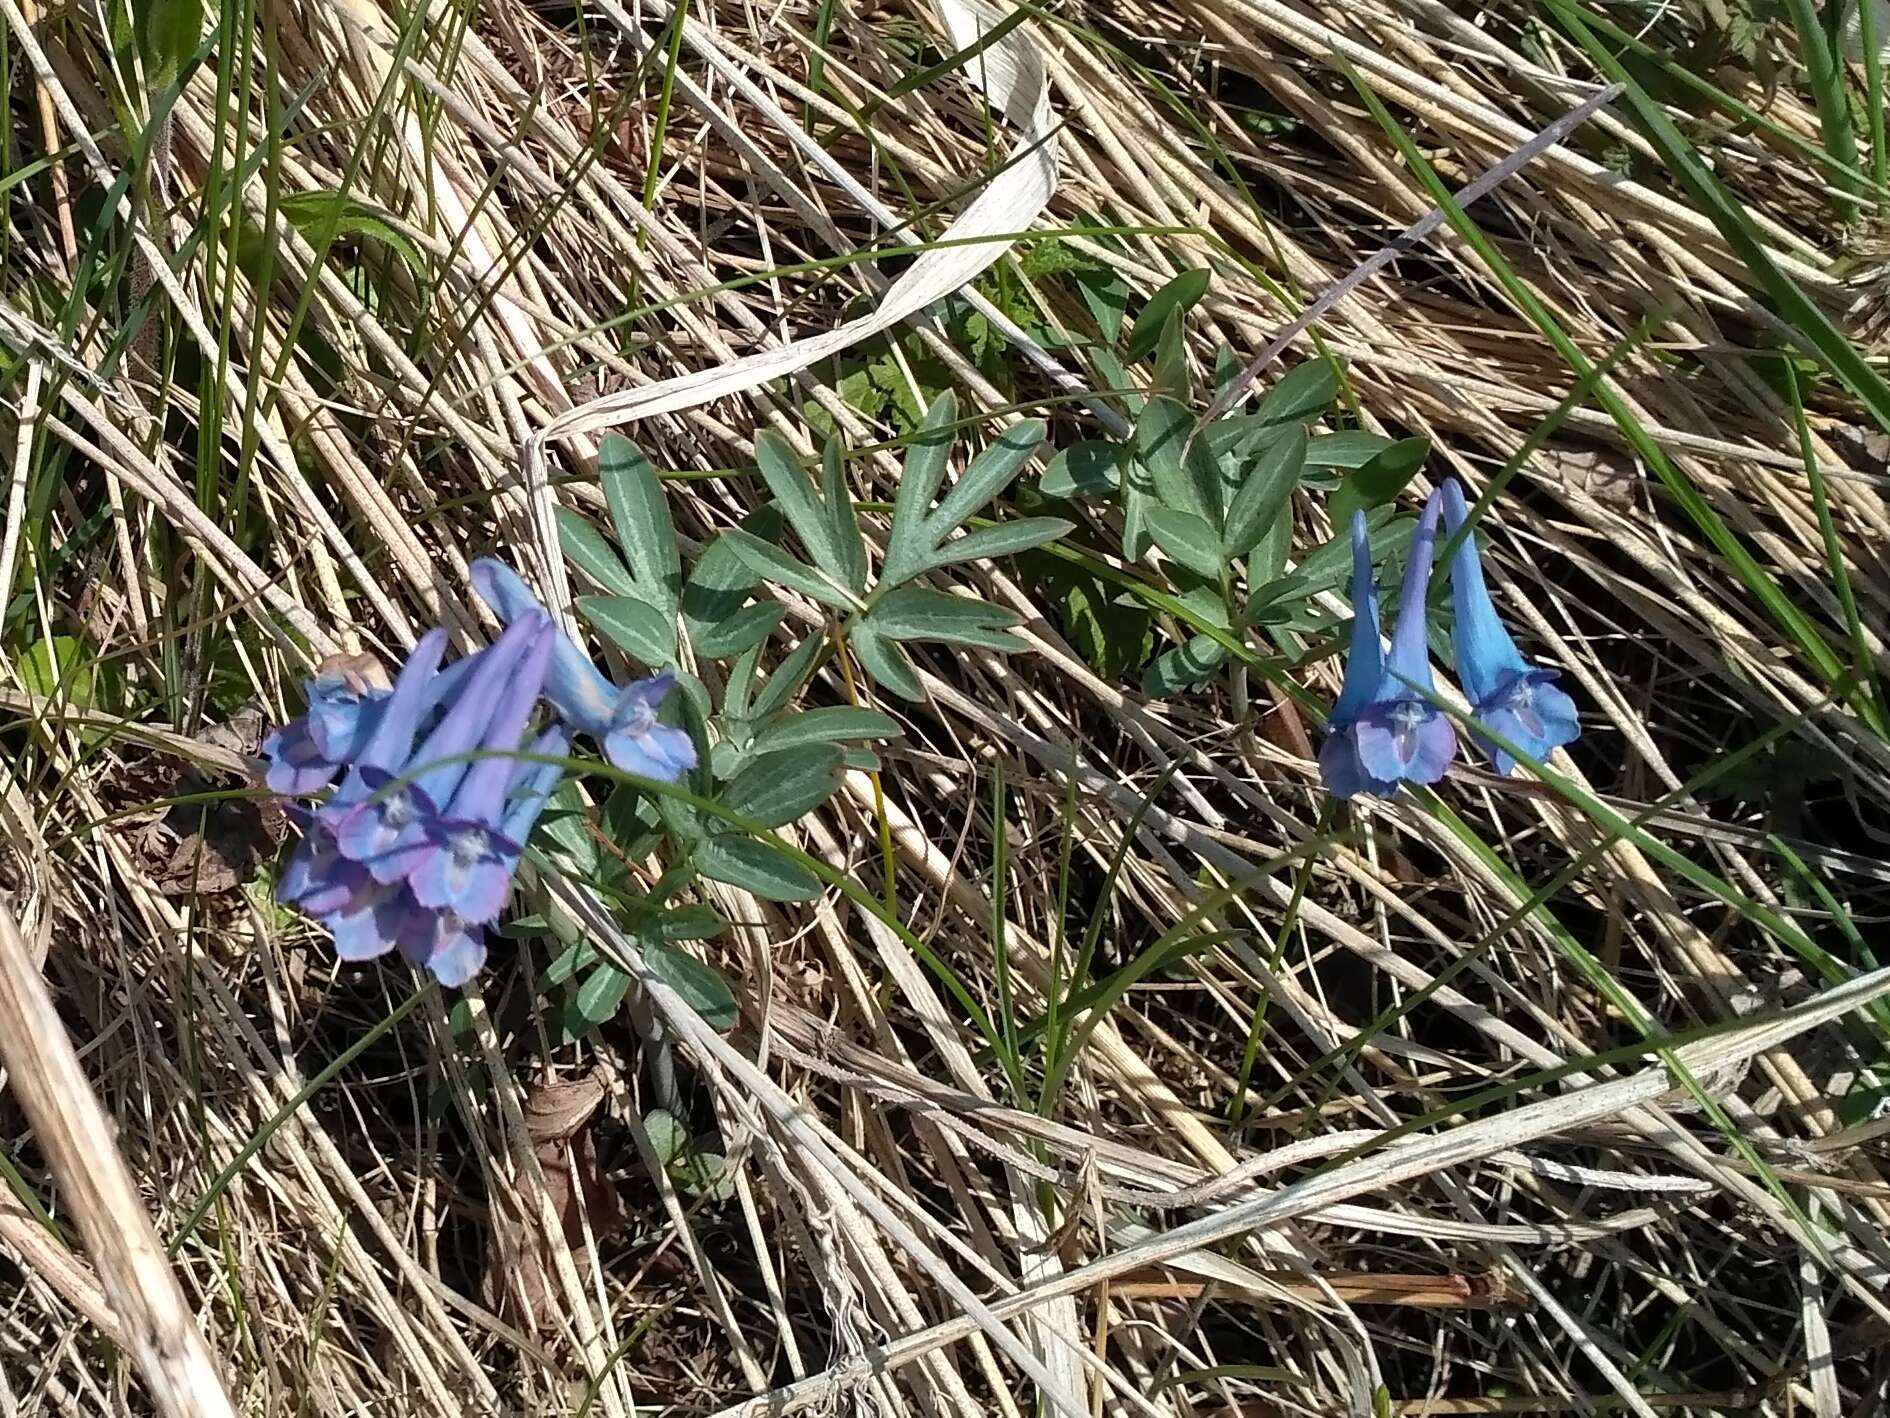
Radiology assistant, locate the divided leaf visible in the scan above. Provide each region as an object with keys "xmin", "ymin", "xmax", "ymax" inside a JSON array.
[
  {"xmin": 1126, "ymin": 268, "xmax": 1210, "ymax": 361},
  {"xmin": 696, "ymin": 834, "xmax": 822, "ymax": 901},
  {"xmin": 867, "ymin": 587, "xmax": 1024, "ymax": 652},
  {"xmin": 578, "ymin": 595, "xmax": 677, "ymax": 669},
  {"xmin": 1254, "ymin": 358, "xmax": 1341, "ymax": 426},
  {"xmin": 722, "ymin": 744, "xmax": 845, "ymax": 828},
  {"xmin": 1222, "ymin": 424, "xmax": 1306, "ymax": 557},
  {"xmin": 598, "ymin": 436, "xmax": 681, "ymax": 615},
  {"xmin": 721, "ymin": 529, "xmax": 857, "ymax": 610}
]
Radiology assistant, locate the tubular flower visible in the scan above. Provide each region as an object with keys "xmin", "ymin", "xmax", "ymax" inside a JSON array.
[
  {"xmin": 323, "ymin": 615, "xmax": 551, "ymax": 880},
  {"xmin": 1318, "ymin": 492, "xmax": 1457, "ymax": 798},
  {"xmin": 469, "ymin": 557, "xmax": 696, "ymax": 782},
  {"xmin": 263, "ymin": 649, "xmax": 483, "ymax": 795},
  {"xmin": 269, "ymin": 614, "xmax": 571, "ymax": 988},
  {"xmin": 1439, "ymin": 481, "xmax": 1580, "ymax": 776}
]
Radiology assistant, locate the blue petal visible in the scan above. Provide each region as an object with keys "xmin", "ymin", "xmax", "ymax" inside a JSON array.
[
  {"xmin": 321, "ymin": 879, "xmax": 410, "ymax": 962},
  {"xmin": 397, "ymin": 615, "xmax": 546, "ymax": 816},
  {"xmin": 499, "ymin": 727, "xmax": 569, "ymax": 845},
  {"xmin": 1354, "ymin": 699, "xmax": 1457, "ymax": 786},
  {"xmin": 605, "ymin": 723, "xmax": 696, "ymax": 781},
  {"xmin": 1440, "ymin": 481, "xmax": 1530, "ymax": 708},
  {"xmin": 438, "ymin": 624, "xmax": 555, "ymax": 828},
  {"xmin": 1476, "ymin": 670, "xmax": 1580, "ymax": 776},
  {"xmin": 279, "ymin": 829, "xmax": 362, "ymax": 916},
  {"xmin": 1318, "ymin": 725, "xmax": 1397, "ymax": 799},
  {"xmin": 306, "ymin": 679, "xmax": 389, "ymax": 763},
  {"xmin": 1330, "ymin": 512, "xmax": 1385, "ymax": 727},
  {"xmin": 263, "ymin": 718, "xmax": 341, "ymax": 795},
  {"xmin": 1378, "ymin": 488, "xmax": 1443, "ymax": 703},
  {"xmin": 471, "ymin": 557, "xmax": 619, "ymax": 735},
  {"xmin": 396, "ymin": 908, "xmax": 487, "ymax": 986},
  {"xmin": 348, "ymin": 629, "xmax": 449, "ymax": 780},
  {"xmin": 407, "ymin": 831, "xmax": 521, "ymax": 923},
  {"xmin": 326, "ymin": 781, "xmax": 442, "ymax": 881}
]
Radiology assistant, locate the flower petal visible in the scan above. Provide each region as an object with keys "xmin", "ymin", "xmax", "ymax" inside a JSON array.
[
  {"xmin": 396, "ymin": 908, "xmax": 487, "ymax": 986},
  {"xmin": 407, "ymin": 832, "xmax": 521, "ymax": 923},
  {"xmin": 306, "ymin": 680, "xmax": 388, "ymax": 763},
  {"xmin": 472, "ymin": 557, "xmax": 619, "ymax": 734},
  {"xmin": 439, "ymin": 624, "xmax": 555, "ymax": 828},
  {"xmin": 499, "ymin": 727, "xmax": 569, "ymax": 845},
  {"xmin": 263, "ymin": 718, "xmax": 342, "ymax": 795},
  {"xmin": 321, "ymin": 878, "xmax": 410, "ymax": 962},
  {"xmin": 1330, "ymin": 511, "xmax": 1385, "ymax": 727},
  {"xmin": 278, "ymin": 829, "xmax": 363, "ymax": 916},
  {"xmin": 1354, "ymin": 700, "xmax": 1456, "ymax": 786},
  {"xmin": 1477, "ymin": 671, "xmax": 1580, "ymax": 776},
  {"xmin": 1440, "ymin": 481, "xmax": 1530, "ymax": 708},
  {"xmin": 605, "ymin": 723, "xmax": 696, "ymax": 781},
  {"xmin": 1318, "ymin": 725, "xmax": 1396, "ymax": 799},
  {"xmin": 1379, "ymin": 488, "xmax": 1443, "ymax": 703}
]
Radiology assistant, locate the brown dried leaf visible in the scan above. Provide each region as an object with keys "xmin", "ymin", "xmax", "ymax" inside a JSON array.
[{"xmin": 484, "ymin": 1071, "xmax": 627, "ymax": 1329}]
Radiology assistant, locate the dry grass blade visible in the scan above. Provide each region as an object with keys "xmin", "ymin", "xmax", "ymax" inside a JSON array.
[
  {"xmin": 4, "ymin": 0, "xmax": 1890, "ymax": 1411},
  {"xmin": 0, "ymin": 904, "xmax": 234, "ymax": 1417}
]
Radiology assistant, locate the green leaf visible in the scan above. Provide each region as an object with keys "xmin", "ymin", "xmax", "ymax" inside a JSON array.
[
  {"xmin": 20, "ymin": 635, "xmax": 96, "ymax": 707},
  {"xmin": 578, "ymin": 594, "xmax": 677, "ymax": 668},
  {"xmin": 692, "ymin": 600, "xmax": 784, "ymax": 659},
  {"xmin": 867, "ymin": 587, "xmax": 1023, "ymax": 651},
  {"xmin": 887, "ymin": 392, "xmax": 956, "ymax": 583},
  {"xmin": 1149, "ymin": 307, "xmax": 1189, "ymax": 400},
  {"xmin": 924, "ymin": 419, "xmax": 1044, "ymax": 541},
  {"xmin": 276, "ymin": 191, "xmax": 425, "ymax": 280},
  {"xmin": 1329, "ymin": 436, "xmax": 1430, "ymax": 528},
  {"xmin": 1223, "ymin": 424, "xmax": 1306, "ymax": 557},
  {"xmin": 750, "ymin": 633, "xmax": 826, "ymax": 722},
  {"xmin": 645, "ymin": 1108, "xmax": 687, "ymax": 1165},
  {"xmin": 599, "ymin": 436, "xmax": 681, "ymax": 615},
  {"xmin": 1122, "ymin": 482, "xmax": 1155, "ymax": 562},
  {"xmin": 820, "ymin": 437, "xmax": 869, "ymax": 593},
  {"xmin": 535, "ymin": 783, "xmax": 603, "ymax": 878},
  {"xmin": 1305, "ymin": 430, "xmax": 1403, "ymax": 469},
  {"xmin": 574, "ymin": 965, "xmax": 632, "ymax": 1029},
  {"xmin": 603, "ymin": 781, "xmax": 665, "ymax": 861},
  {"xmin": 697, "ymin": 834, "xmax": 823, "ymax": 900},
  {"xmin": 544, "ymin": 940, "xmax": 600, "ymax": 987},
  {"xmin": 723, "ymin": 744, "xmax": 844, "ymax": 828},
  {"xmin": 1072, "ymin": 263, "xmax": 1130, "ymax": 342},
  {"xmin": 1142, "ymin": 634, "xmax": 1229, "ymax": 697},
  {"xmin": 140, "ymin": 0, "xmax": 203, "ymax": 89},
  {"xmin": 1146, "ymin": 507, "xmax": 1224, "ymax": 580},
  {"xmin": 721, "ymin": 529, "xmax": 857, "ymax": 610},
  {"xmin": 658, "ymin": 904, "xmax": 728, "ymax": 941},
  {"xmin": 921, "ymin": 517, "xmax": 1071, "ymax": 572},
  {"xmin": 1254, "ymin": 359, "xmax": 1340, "ymax": 426},
  {"xmin": 1026, "ymin": 554, "xmax": 1153, "ymax": 680},
  {"xmin": 556, "ymin": 507, "xmax": 639, "ymax": 598},
  {"xmin": 645, "ymin": 941, "xmax": 737, "ymax": 1032},
  {"xmin": 751, "ymin": 706, "xmax": 901, "ymax": 753},
  {"xmin": 1133, "ymin": 398, "xmax": 1219, "ymax": 527},
  {"xmin": 754, "ymin": 431, "xmax": 843, "ymax": 574},
  {"xmin": 682, "ymin": 515, "xmax": 770, "ymax": 652},
  {"xmin": 1039, "ymin": 439, "xmax": 1121, "ymax": 498},
  {"xmin": 1126, "ymin": 268, "xmax": 1210, "ymax": 361},
  {"xmin": 1254, "ymin": 509, "xmax": 1410, "ymax": 609},
  {"xmin": 847, "ymin": 624, "xmax": 923, "ymax": 699}
]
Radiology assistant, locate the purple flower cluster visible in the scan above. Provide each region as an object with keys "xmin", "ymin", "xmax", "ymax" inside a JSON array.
[
  {"xmin": 1321, "ymin": 481, "xmax": 1580, "ymax": 799},
  {"xmin": 263, "ymin": 558, "xmax": 698, "ymax": 986}
]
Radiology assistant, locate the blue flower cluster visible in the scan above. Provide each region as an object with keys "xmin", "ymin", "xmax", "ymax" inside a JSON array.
[
  {"xmin": 263, "ymin": 557, "xmax": 697, "ymax": 986},
  {"xmin": 1321, "ymin": 481, "xmax": 1580, "ymax": 799}
]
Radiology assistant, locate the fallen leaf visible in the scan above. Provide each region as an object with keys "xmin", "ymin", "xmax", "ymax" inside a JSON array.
[{"xmin": 484, "ymin": 1070, "xmax": 626, "ymax": 1328}]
